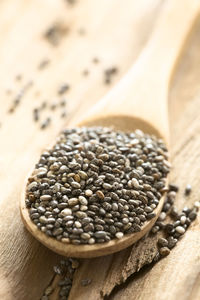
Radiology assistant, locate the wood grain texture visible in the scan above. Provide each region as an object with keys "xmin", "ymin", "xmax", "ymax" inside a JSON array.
[
  {"xmin": 0, "ymin": 0, "xmax": 162, "ymax": 299},
  {"xmin": 0, "ymin": 0, "xmax": 200, "ymax": 300}
]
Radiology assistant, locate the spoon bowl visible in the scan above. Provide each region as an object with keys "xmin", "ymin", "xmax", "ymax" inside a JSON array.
[
  {"xmin": 20, "ymin": 0, "xmax": 200, "ymax": 257},
  {"xmin": 20, "ymin": 186, "xmax": 164, "ymax": 257}
]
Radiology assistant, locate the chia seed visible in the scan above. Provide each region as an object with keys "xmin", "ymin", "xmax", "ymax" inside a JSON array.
[
  {"xmin": 185, "ymin": 184, "xmax": 192, "ymax": 195},
  {"xmin": 58, "ymin": 84, "xmax": 70, "ymax": 95},
  {"xmin": 40, "ymin": 117, "xmax": 51, "ymax": 130},
  {"xmin": 38, "ymin": 59, "xmax": 50, "ymax": 70},
  {"xmin": 104, "ymin": 66, "xmax": 118, "ymax": 84},
  {"xmin": 26, "ymin": 126, "xmax": 169, "ymax": 244},
  {"xmin": 81, "ymin": 278, "xmax": 92, "ymax": 286},
  {"xmin": 44, "ymin": 22, "xmax": 69, "ymax": 46}
]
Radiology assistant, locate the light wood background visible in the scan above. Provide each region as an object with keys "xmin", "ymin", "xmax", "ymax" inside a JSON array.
[{"xmin": 0, "ymin": 1, "xmax": 200, "ymax": 299}]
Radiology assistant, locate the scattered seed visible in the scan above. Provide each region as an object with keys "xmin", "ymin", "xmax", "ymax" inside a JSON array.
[
  {"xmin": 71, "ymin": 259, "xmax": 79, "ymax": 269},
  {"xmin": 194, "ymin": 201, "xmax": 200, "ymax": 209},
  {"xmin": 38, "ymin": 59, "xmax": 50, "ymax": 70},
  {"xmin": 159, "ymin": 247, "xmax": 170, "ymax": 256},
  {"xmin": 157, "ymin": 238, "xmax": 168, "ymax": 247},
  {"xmin": 40, "ymin": 117, "xmax": 51, "ymax": 130},
  {"xmin": 44, "ymin": 22, "xmax": 69, "ymax": 46},
  {"xmin": 65, "ymin": 0, "xmax": 76, "ymax": 5},
  {"xmin": 169, "ymin": 184, "xmax": 179, "ymax": 192},
  {"xmin": 33, "ymin": 108, "xmax": 39, "ymax": 122},
  {"xmin": 53, "ymin": 265, "xmax": 62, "ymax": 275},
  {"xmin": 58, "ymin": 84, "xmax": 70, "ymax": 95},
  {"xmin": 188, "ymin": 211, "xmax": 197, "ymax": 221},
  {"xmin": 82, "ymin": 69, "xmax": 89, "ymax": 76},
  {"xmin": 15, "ymin": 74, "xmax": 22, "ymax": 81},
  {"xmin": 167, "ymin": 236, "xmax": 177, "ymax": 249},
  {"xmin": 92, "ymin": 57, "xmax": 99, "ymax": 64},
  {"xmin": 185, "ymin": 184, "xmax": 192, "ymax": 195},
  {"xmin": 81, "ymin": 278, "xmax": 92, "ymax": 286},
  {"xmin": 77, "ymin": 27, "xmax": 86, "ymax": 35},
  {"xmin": 50, "ymin": 103, "xmax": 57, "ymax": 110},
  {"xmin": 61, "ymin": 111, "xmax": 67, "ymax": 118},
  {"xmin": 104, "ymin": 66, "xmax": 118, "ymax": 84},
  {"xmin": 158, "ymin": 212, "xmax": 166, "ymax": 221},
  {"xmin": 41, "ymin": 296, "xmax": 48, "ymax": 300},
  {"xmin": 45, "ymin": 286, "xmax": 53, "ymax": 296}
]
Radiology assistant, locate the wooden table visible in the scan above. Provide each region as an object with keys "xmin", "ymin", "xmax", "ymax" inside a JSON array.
[{"xmin": 0, "ymin": 1, "xmax": 199, "ymax": 299}]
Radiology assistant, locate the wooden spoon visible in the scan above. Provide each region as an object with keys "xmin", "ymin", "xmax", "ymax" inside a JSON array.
[{"xmin": 20, "ymin": 0, "xmax": 200, "ymax": 258}]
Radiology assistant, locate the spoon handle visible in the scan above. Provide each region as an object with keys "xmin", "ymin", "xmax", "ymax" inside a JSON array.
[
  {"xmin": 75, "ymin": 0, "xmax": 200, "ymax": 143},
  {"xmin": 137, "ymin": 0, "xmax": 200, "ymax": 83}
]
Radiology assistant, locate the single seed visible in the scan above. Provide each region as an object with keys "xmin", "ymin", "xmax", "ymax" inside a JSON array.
[
  {"xmin": 60, "ymin": 208, "xmax": 72, "ymax": 216},
  {"xmin": 96, "ymin": 190, "xmax": 104, "ymax": 199},
  {"xmin": 194, "ymin": 201, "xmax": 200, "ymax": 209},
  {"xmin": 159, "ymin": 247, "xmax": 170, "ymax": 256},
  {"xmin": 115, "ymin": 232, "xmax": 124, "ymax": 239},
  {"xmin": 158, "ymin": 238, "xmax": 168, "ymax": 247},
  {"xmin": 167, "ymin": 237, "xmax": 177, "ymax": 249},
  {"xmin": 40, "ymin": 195, "xmax": 51, "ymax": 201},
  {"xmin": 180, "ymin": 215, "xmax": 186, "ymax": 224},
  {"xmin": 45, "ymin": 286, "xmax": 53, "ymax": 296},
  {"xmin": 58, "ymin": 84, "xmax": 70, "ymax": 95},
  {"xmin": 81, "ymin": 279, "xmax": 92, "ymax": 286},
  {"xmin": 71, "ymin": 259, "xmax": 79, "ymax": 269},
  {"xmin": 68, "ymin": 198, "xmax": 79, "ymax": 206},
  {"xmin": 188, "ymin": 211, "xmax": 197, "ymax": 221},
  {"xmin": 79, "ymin": 196, "xmax": 88, "ymax": 205},
  {"xmin": 158, "ymin": 212, "xmax": 166, "ymax": 221},
  {"xmin": 85, "ymin": 189, "xmax": 93, "ymax": 196},
  {"xmin": 175, "ymin": 226, "xmax": 185, "ymax": 234},
  {"xmin": 185, "ymin": 184, "xmax": 192, "ymax": 195},
  {"xmin": 169, "ymin": 184, "xmax": 179, "ymax": 192}
]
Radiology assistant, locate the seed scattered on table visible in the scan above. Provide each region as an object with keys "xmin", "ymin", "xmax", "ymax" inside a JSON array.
[
  {"xmin": 92, "ymin": 57, "xmax": 99, "ymax": 64},
  {"xmin": 157, "ymin": 237, "xmax": 168, "ymax": 247},
  {"xmin": 81, "ymin": 278, "xmax": 92, "ymax": 286},
  {"xmin": 26, "ymin": 126, "xmax": 169, "ymax": 244},
  {"xmin": 159, "ymin": 246, "xmax": 170, "ymax": 257},
  {"xmin": 38, "ymin": 59, "xmax": 50, "ymax": 70},
  {"xmin": 33, "ymin": 108, "xmax": 40, "ymax": 122},
  {"xmin": 15, "ymin": 74, "xmax": 22, "ymax": 81},
  {"xmin": 58, "ymin": 84, "xmax": 70, "ymax": 95},
  {"xmin": 65, "ymin": 0, "xmax": 76, "ymax": 5},
  {"xmin": 41, "ymin": 258, "xmax": 78, "ymax": 299},
  {"xmin": 185, "ymin": 184, "xmax": 192, "ymax": 195},
  {"xmin": 104, "ymin": 66, "xmax": 118, "ymax": 84},
  {"xmin": 44, "ymin": 286, "xmax": 54, "ymax": 296},
  {"xmin": 61, "ymin": 111, "xmax": 67, "ymax": 118},
  {"xmin": 82, "ymin": 69, "xmax": 89, "ymax": 76},
  {"xmin": 168, "ymin": 183, "xmax": 179, "ymax": 192},
  {"xmin": 7, "ymin": 81, "xmax": 33, "ymax": 114},
  {"xmin": 151, "ymin": 182, "xmax": 199, "ymax": 260},
  {"xmin": 44, "ymin": 22, "xmax": 69, "ymax": 46},
  {"xmin": 77, "ymin": 27, "xmax": 86, "ymax": 35},
  {"xmin": 40, "ymin": 117, "xmax": 51, "ymax": 130}
]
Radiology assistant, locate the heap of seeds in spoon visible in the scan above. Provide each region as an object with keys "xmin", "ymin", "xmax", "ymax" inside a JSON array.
[{"xmin": 25, "ymin": 126, "xmax": 170, "ymax": 244}]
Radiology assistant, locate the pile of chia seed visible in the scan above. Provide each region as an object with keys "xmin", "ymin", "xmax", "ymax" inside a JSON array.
[
  {"xmin": 26, "ymin": 126, "xmax": 170, "ymax": 245},
  {"xmin": 40, "ymin": 184, "xmax": 199, "ymax": 299}
]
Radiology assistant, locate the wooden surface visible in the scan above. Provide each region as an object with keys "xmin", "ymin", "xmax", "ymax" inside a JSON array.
[
  {"xmin": 76, "ymin": 0, "xmax": 200, "ymax": 146},
  {"xmin": 0, "ymin": 0, "xmax": 200, "ymax": 299}
]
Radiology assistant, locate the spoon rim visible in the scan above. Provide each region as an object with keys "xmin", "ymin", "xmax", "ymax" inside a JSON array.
[{"xmin": 20, "ymin": 185, "xmax": 166, "ymax": 258}]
